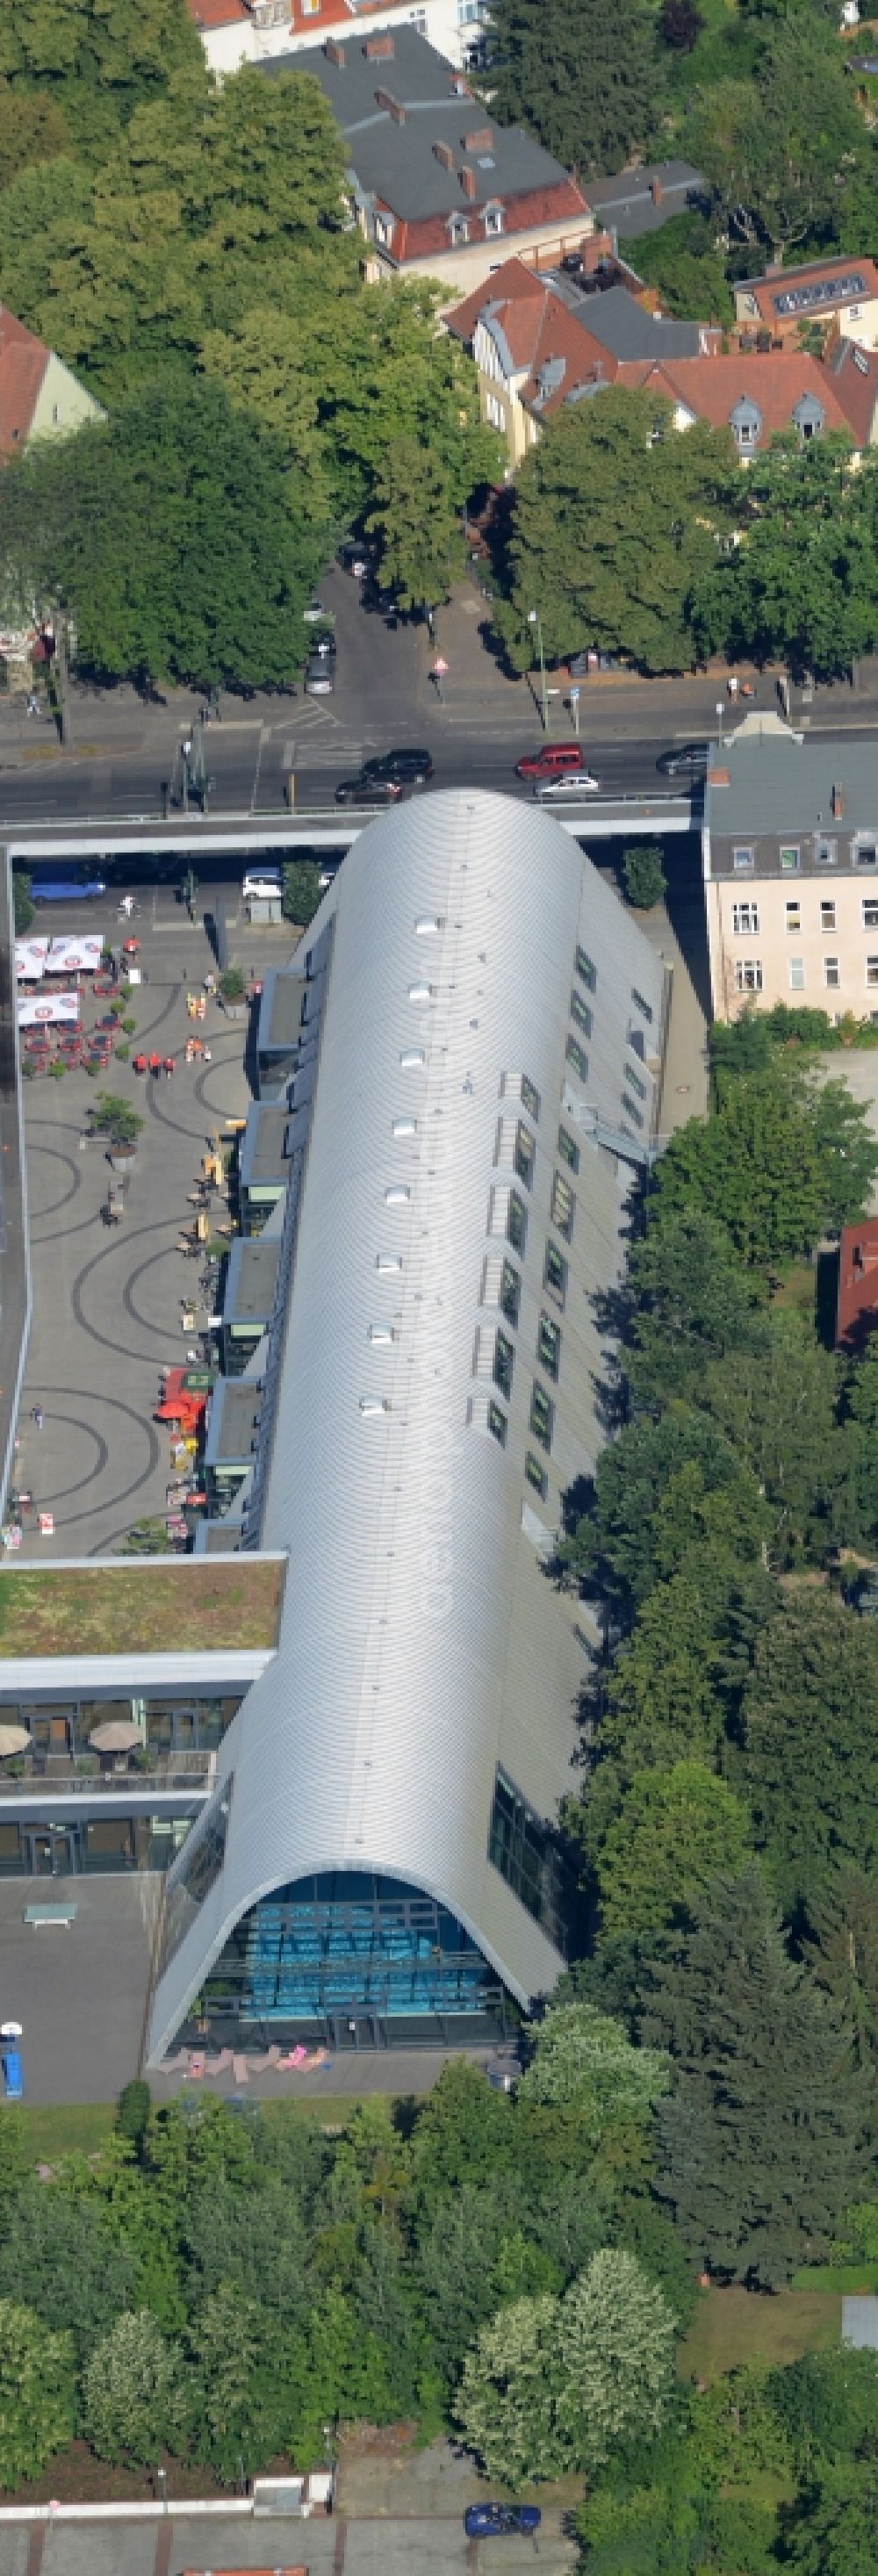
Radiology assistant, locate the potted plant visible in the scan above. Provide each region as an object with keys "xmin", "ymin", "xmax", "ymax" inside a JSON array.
[
  {"xmin": 90, "ymin": 1093, "xmax": 145, "ymax": 1169},
  {"xmin": 219, "ymin": 966, "xmax": 247, "ymax": 1020}
]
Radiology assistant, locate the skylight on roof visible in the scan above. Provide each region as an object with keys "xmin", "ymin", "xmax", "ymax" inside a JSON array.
[{"xmin": 773, "ymin": 271, "xmax": 865, "ymax": 316}]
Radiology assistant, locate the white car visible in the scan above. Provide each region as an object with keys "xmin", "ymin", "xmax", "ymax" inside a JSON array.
[
  {"xmin": 303, "ymin": 599, "xmax": 331, "ymax": 622},
  {"xmin": 534, "ymin": 770, "xmax": 601, "ymax": 800},
  {"xmin": 242, "ymin": 871, "xmax": 282, "ymax": 902}
]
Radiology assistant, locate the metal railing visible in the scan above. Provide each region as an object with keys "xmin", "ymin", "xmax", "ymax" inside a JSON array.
[{"xmin": 0, "ymin": 1750, "xmax": 214, "ymax": 1798}]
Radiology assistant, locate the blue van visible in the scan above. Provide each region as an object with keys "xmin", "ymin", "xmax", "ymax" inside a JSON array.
[
  {"xmin": 32, "ymin": 878, "xmax": 106, "ymax": 903},
  {"xmin": 2, "ymin": 2049, "xmax": 24, "ymax": 2100}
]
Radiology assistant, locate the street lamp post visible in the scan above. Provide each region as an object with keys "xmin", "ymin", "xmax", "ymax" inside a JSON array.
[
  {"xmin": 528, "ymin": 608, "xmax": 549, "ymax": 732},
  {"xmin": 716, "ymin": 698, "xmax": 724, "ymax": 751}
]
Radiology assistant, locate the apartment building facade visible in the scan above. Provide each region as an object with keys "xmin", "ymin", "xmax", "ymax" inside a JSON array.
[{"xmin": 703, "ymin": 723, "xmax": 878, "ymax": 1024}]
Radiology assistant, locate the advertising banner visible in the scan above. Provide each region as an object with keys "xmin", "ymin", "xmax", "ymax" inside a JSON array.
[
  {"xmin": 14, "ymin": 939, "xmax": 49, "ymax": 982},
  {"xmin": 17, "ymin": 991, "xmax": 80, "ymax": 1029},
  {"xmin": 46, "ymin": 934, "xmax": 104, "ymax": 975}
]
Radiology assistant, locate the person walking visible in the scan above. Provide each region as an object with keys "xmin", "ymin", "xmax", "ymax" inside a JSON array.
[{"xmin": 32, "ymin": 1405, "xmax": 44, "ymax": 1430}]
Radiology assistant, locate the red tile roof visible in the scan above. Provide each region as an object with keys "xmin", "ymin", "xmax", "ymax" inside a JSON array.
[
  {"xmin": 825, "ymin": 335, "xmax": 878, "ymax": 447},
  {"xmin": 0, "ymin": 306, "xmax": 49, "ymax": 457},
  {"xmin": 393, "ymin": 178, "xmax": 588, "ymax": 267},
  {"xmin": 745, "ymin": 255, "xmax": 878, "ymax": 327},
  {"xmin": 615, "ymin": 351, "xmax": 857, "ymax": 445},
  {"xmin": 837, "ymin": 1220, "xmax": 878, "ymax": 1349},
  {"xmin": 186, "ymin": 0, "xmax": 249, "ymax": 24}
]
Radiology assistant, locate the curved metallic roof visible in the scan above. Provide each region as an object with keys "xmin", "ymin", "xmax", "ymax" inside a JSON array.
[{"xmin": 148, "ymin": 791, "xmax": 665, "ymax": 2061}]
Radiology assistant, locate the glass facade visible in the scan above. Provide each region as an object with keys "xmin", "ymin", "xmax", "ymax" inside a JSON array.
[
  {"xmin": 488, "ymin": 1768, "xmax": 568, "ymax": 1950},
  {"xmin": 159, "ymin": 1781, "xmax": 234, "ymax": 1975},
  {"xmin": 194, "ymin": 1871, "xmax": 507, "ymax": 2042}
]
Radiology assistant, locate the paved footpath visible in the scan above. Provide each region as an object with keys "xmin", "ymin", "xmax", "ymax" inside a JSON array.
[
  {"xmin": 0, "ymin": 2508, "xmax": 578, "ymax": 2576},
  {"xmin": 18, "ymin": 896, "xmax": 296, "ymax": 1558}
]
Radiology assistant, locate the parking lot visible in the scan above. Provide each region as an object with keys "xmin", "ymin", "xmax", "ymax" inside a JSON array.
[{"xmin": 0, "ymin": 2508, "xmax": 578, "ymax": 2576}]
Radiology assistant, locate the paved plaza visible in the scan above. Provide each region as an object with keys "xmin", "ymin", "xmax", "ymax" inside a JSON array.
[
  {"xmin": 0, "ymin": 2509, "xmax": 576, "ymax": 2576},
  {"xmin": 17, "ymin": 890, "xmax": 296, "ymax": 1559}
]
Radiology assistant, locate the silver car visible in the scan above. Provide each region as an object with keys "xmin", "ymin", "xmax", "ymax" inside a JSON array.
[{"xmin": 534, "ymin": 769, "xmax": 601, "ymax": 800}]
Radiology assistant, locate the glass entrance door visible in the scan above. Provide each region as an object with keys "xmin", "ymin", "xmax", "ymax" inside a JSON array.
[{"xmin": 25, "ymin": 1825, "xmax": 79, "ymax": 1876}]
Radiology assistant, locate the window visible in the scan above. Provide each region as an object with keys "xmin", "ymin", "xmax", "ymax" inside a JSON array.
[
  {"xmin": 816, "ymin": 837, "xmax": 837, "ymax": 867},
  {"xmin": 855, "ymin": 841, "xmax": 878, "ymax": 869},
  {"xmin": 824, "ymin": 957, "xmax": 840, "ymax": 989},
  {"xmin": 543, "ymin": 1240, "xmax": 567, "ymax": 1306},
  {"xmin": 733, "ymin": 845, "xmax": 755, "ymax": 873},
  {"xmin": 521, "ymin": 1074, "xmax": 540, "ymax": 1120},
  {"xmin": 486, "ymin": 392, "xmax": 502, "ymax": 428},
  {"xmin": 622, "ymin": 1094, "xmax": 644, "ymax": 1127},
  {"xmin": 780, "ymin": 846, "xmax": 800, "ymax": 872},
  {"xmin": 785, "ymin": 902, "xmax": 801, "ymax": 934},
  {"xmin": 575, "ymin": 946, "xmax": 596, "ymax": 990},
  {"xmin": 374, "ymin": 213, "xmax": 393, "ymax": 249},
  {"xmin": 449, "ymin": 213, "xmax": 470, "ymax": 246},
  {"xmin": 733, "ymin": 901, "xmax": 759, "ymax": 935},
  {"xmin": 863, "ymin": 899, "xmax": 878, "ymax": 930},
  {"xmin": 484, "ymin": 204, "xmax": 505, "ymax": 236},
  {"xmin": 529, "ymin": 1382, "xmax": 553, "ymax": 1451},
  {"xmin": 551, "ymin": 1171, "xmax": 574, "ymax": 1240},
  {"xmin": 500, "ymin": 1260, "xmax": 521, "ymax": 1328},
  {"xmin": 488, "ymin": 1767, "xmax": 565, "ymax": 1943},
  {"xmin": 507, "ymin": 1190, "xmax": 527, "ymax": 1253},
  {"xmin": 867, "ymin": 958, "xmax": 878, "ymax": 989},
  {"xmin": 537, "ymin": 1313, "xmax": 561, "ymax": 1379},
  {"xmin": 626, "ymin": 1065, "xmax": 647, "ymax": 1100},
  {"xmin": 525, "ymin": 1451, "xmax": 548, "ymax": 1501},
  {"xmin": 493, "ymin": 1329, "xmax": 515, "ymax": 1400},
  {"xmin": 565, "ymin": 1035, "xmax": 588, "ymax": 1083},
  {"xmin": 630, "ymin": 988, "xmax": 653, "ymax": 1025},
  {"xmin": 409, "ymin": 4, "xmax": 428, "ymax": 25},
  {"xmin": 487, "ymin": 1400, "xmax": 507, "ymax": 1447},
  {"xmin": 788, "ymin": 957, "xmax": 805, "ymax": 991},
  {"xmin": 821, "ymin": 902, "xmax": 837, "ymax": 932},
  {"xmin": 570, "ymin": 990, "xmax": 593, "ymax": 1037},
  {"xmin": 558, "ymin": 1124, "xmax": 579, "ymax": 1173},
  {"xmin": 735, "ymin": 959, "xmax": 763, "ymax": 994},
  {"xmin": 159, "ymin": 1782, "xmax": 234, "ymax": 1975},
  {"xmin": 514, "ymin": 1120, "xmax": 536, "ymax": 1187}
]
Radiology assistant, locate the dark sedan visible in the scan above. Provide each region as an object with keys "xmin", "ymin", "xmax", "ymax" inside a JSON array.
[
  {"xmin": 464, "ymin": 2501, "xmax": 542, "ymax": 2537},
  {"xmin": 656, "ymin": 741, "xmax": 709, "ymax": 778},
  {"xmin": 335, "ymin": 775, "xmax": 402, "ymax": 807}
]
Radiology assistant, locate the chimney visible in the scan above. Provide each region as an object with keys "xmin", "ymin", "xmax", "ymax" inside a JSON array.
[
  {"xmin": 831, "ymin": 780, "xmax": 845, "ymax": 817},
  {"xmin": 707, "ymin": 766, "xmax": 730, "ymax": 787},
  {"xmin": 433, "ymin": 139, "xmax": 454, "ymax": 169},
  {"xmin": 460, "ymin": 166, "xmax": 476, "ymax": 200},
  {"xmin": 463, "ymin": 126, "xmax": 493, "ymax": 152},
  {"xmin": 375, "ymin": 87, "xmax": 406, "ymax": 119},
  {"xmin": 363, "ymin": 31, "xmax": 394, "ymax": 55},
  {"xmin": 650, "ymin": 176, "xmax": 664, "ymax": 205},
  {"xmin": 324, "ymin": 37, "xmax": 345, "ymax": 63}
]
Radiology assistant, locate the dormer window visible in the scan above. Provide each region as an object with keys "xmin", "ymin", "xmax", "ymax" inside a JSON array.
[
  {"xmin": 374, "ymin": 212, "xmax": 393, "ymax": 248},
  {"xmin": 793, "ymin": 394, "xmax": 824, "ymax": 443},
  {"xmin": 730, "ymin": 398, "xmax": 761, "ymax": 451},
  {"xmin": 484, "ymin": 203, "xmax": 504, "ymax": 237},
  {"xmin": 449, "ymin": 213, "xmax": 469, "ymax": 245}
]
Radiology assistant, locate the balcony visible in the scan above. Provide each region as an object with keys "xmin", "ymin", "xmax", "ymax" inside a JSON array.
[{"xmin": 0, "ymin": 1748, "xmax": 215, "ymax": 1799}]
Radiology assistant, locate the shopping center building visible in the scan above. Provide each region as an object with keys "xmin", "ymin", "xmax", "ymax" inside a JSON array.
[{"xmin": 0, "ymin": 792, "xmax": 668, "ymax": 2058}]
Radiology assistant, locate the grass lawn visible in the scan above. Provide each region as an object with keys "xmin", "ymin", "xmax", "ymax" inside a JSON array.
[
  {"xmin": 14, "ymin": 2103, "xmax": 116, "ymax": 2162},
  {"xmin": 0, "ymin": 1555, "xmax": 285, "ymax": 1658},
  {"xmin": 679, "ymin": 2285, "xmax": 841, "ymax": 2383}
]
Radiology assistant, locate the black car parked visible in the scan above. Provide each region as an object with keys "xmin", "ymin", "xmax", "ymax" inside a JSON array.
[
  {"xmin": 656, "ymin": 741, "xmax": 709, "ymax": 778},
  {"xmin": 335, "ymin": 775, "xmax": 401, "ymax": 807}
]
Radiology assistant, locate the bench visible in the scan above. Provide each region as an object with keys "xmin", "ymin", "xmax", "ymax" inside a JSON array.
[{"xmin": 24, "ymin": 1902, "xmax": 77, "ymax": 1928}]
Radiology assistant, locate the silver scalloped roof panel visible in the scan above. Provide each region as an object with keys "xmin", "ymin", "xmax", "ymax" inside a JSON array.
[{"xmin": 148, "ymin": 792, "xmax": 665, "ymax": 2062}]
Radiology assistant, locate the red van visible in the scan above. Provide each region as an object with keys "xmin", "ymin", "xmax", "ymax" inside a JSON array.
[{"xmin": 515, "ymin": 743, "xmax": 587, "ymax": 781}]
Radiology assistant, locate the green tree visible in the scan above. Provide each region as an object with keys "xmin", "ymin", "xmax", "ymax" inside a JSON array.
[
  {"xmin": 803, "ymin": 1866, "xmax": 878, "ymax": 2069},
  {"xmin": 0, "ymin": 82, "xmax": 68, "ymax": 191},
  {"xmin": 555, "ymin": 2249, "xmax": 677, "ymax": 2468},
  {"xmin": 623, "ymin": 1208, "xmax": 768, "ymax": 1408},
  {"xmin": 741, "ymin": 1592, "xmax": 878, "ymax": 1911},
  {"xmin": 623, "ymin": 844, "xmax": 667, "ymax": 910},
  {"xmin": 0, "ymin": 2184, "xmax": 133, "ymax": 2378},
  {"xmin": 282, "ymin": 860, "xmax": 322, "ymax": 928},
  {"xmin": 454, "ymin": 2292, "xmax": 565, "ymax": 2482},
  {"xmin": 596, "ymin": 1761, "xmax": 752, "ymax": 1938},
  {"xmin": 365, "ymin": 435, "xmax": 467, "ymax": 614},
  {"xmin": 626, "ymin": 209, "xmax": 735, "ymax": 326},
  {"xmin": 494, "ymin": 389, "xmax": 738, "ymax": 677},
  {"xmin": 646, "ymin": 1865, "xmax": 867, "ymax": 2285},
  {"xmin": 115, "ymin": 2077, "xmax": 151, "ymax": 2154},
  {"xmin": 688, "ymin": 19, "xmax": 865, "ymax": 258},
  {"xmin": 781, "ymin": 2469, "xmax": 878, "ymax": 2576},
  {"xmin": 696, "ymin": 437, "xmax": 878, "ymax": 680},
  {"xmin": 485, "ymin": 0, "xmax": 665, "ymax": 176},
  {"xmin": 11, "ymin": 872, "xmax": 35, "ymax": 934},
  {"xmin": 652, "ymin": 1063, "xmax": 877, "ymax": 1268},
  {"xmin": 0, "ymin": 378, "xmax": 323, "ymax": 690},
  {"xmin": 190, "ymin": 2278, "xmax": 284, "ymax": 2480},
  {"xmin": 518, "ymin": 2002, "xmax": 672, "ymax": 2133},
  {"xmin": 767, "ymin": 2346, "xmax": 878, "ymax": 2468},
  {"xmin": 0, "ymin": 2299, "xmax": 75, "ymax": 2486},
  {"xmin": 82, "ymin": 2309, "xmax": 186, "ymax": 2465},
  {"xmin": 0, "ymin": 0, "xmax": 206, "ymax": 158},
  {"xmin": 559, "ymin": 1400, "xmax": 766, "ymax": 1618}
]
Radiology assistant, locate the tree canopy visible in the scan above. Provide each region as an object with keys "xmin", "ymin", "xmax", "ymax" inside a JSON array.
[{"xmin": 485, "ymin": 0, "xmax": 665, "ymax": 176}]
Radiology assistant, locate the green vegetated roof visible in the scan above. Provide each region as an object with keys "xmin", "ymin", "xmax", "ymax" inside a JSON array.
[{"xmin": 0, "ymin": 1558, "xmax": 285, "ymax": 1659}]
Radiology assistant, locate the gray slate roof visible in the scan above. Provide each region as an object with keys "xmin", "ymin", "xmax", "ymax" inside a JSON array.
[
  {"xmin": 262, "ymin": 28, "xmax": 573, "ymax": 219},
  {"xmin": 707, "ymin": 732, "xmax": 878, "ymax": 860},
  {"xmin": 843, "ymin": 2295, "xmax": 878, "ymax": 2349},
  {"xmin": 549, "ymin": 273, "xmax": 702, "ymax": 360},
  {"xmin": 585, "ymin": 159, "xmax": 704, "ymax": 239}
]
